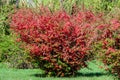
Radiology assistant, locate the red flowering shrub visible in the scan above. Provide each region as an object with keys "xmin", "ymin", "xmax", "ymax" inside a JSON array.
[
  {"xmin": 10, "ymin": 8, "xmax": 100, "ymax": 77},
  {"xmin": 91, "ymin": 18, "xmax": 120, "ymax": 78}
]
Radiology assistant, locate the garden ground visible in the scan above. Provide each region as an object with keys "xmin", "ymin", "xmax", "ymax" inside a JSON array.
[{"xmin": 0, "ymin": 60, "xmax": 117, "ymax": 80}]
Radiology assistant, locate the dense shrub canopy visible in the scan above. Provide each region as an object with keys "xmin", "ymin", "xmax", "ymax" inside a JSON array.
[
  {"xmin": 10, "ymin": 7, "xmax": 102, "ymax": 76},
  {"xmin": 11, "ymin": 6, "xmax": 120, "ymax": 77},
  {"xmin": 91, "ymin": 18, "xmax": 120, "ymax": 78}
]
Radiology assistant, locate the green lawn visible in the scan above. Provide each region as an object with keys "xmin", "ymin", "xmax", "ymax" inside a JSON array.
[{"xmin": 0, "ymin": 61, "xmax": 118, "ymax": 80}]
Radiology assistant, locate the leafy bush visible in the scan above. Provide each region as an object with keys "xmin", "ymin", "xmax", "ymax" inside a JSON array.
[
  {"xmin": 0, "ymin": 34, "xmax": 34, "ymax": 69},
  {"xmin": 10, "ymin": 7, "xmax": 102, "ymax": 77},
  {"xmin": 0, "ymin": 4, "xmax": 14, "ymax": 63},
  {"xmin": 91, "ymin": 18, "xmax": 120, "ymax": 78},
  {"xmin": 0, "ymin": 4, "xmax": 36, "ymax": 69},
  {"xmin": 0, "ymin": 5, "xmax": 14, "ymax": 36}
]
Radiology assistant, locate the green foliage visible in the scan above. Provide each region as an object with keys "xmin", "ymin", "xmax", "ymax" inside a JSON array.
[
  {"xmin": 24, "ymin": 0, "xmax": 119, "ymax": 13},
  {"xmin": 3, "ymin": 0, "xmax": 119, "ymax": 13},
  {"xmin": 0, "ymin": 4, "xmax": 14, "ymax": 36},
  {"xmin": 0, "ymin": 34, "xmax": 36, "ymax": 69},
  {"xmin": 0, "ymin": 4, "xmax": 37, "ymax": 69},
  {"xmin": 0, "ymin": 0, "xmax": 16, "ymax": 5},
  {"xmin": 0, "ymin": 4, "xmax": 15, "ymax": 63}
]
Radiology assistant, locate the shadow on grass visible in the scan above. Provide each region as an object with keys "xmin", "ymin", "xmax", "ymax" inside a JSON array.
[
  {"xmin": 75, "ymin": 72, "xmax": 108, "ymax": 77},
  {"xmin": 33, "ymin": 73, "xmax": 46, "ymax": 77},
  {"xmin": 31, "ymin": 72, "xmax": 109, "ymax": 78}
]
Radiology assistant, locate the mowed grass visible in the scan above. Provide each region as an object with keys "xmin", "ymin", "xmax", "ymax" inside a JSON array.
[{"xmin": 0, "ymin": 60, "xmax": 118, "ymax": 80}]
